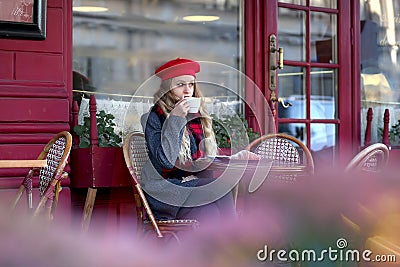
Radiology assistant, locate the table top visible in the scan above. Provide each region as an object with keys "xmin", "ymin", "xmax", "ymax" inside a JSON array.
[
  {"xmin": 193, "ymin": 156, "xmax": 311, "ymax": 192},
  {"xmin": 0, "ymin": 159, "xmax": 47, "ymax": 168},
  {"xmin": 190, "ymin": 157, "xmax": 274, "ymax": 193},
  {"xmin": 193, "ymin": 157, "xmax": 304, "ymax": 172}
]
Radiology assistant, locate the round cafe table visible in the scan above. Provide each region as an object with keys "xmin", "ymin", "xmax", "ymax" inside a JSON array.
[
  {"xmin": 190, "ymin": 157, "xmax": 273, "ymax": 210},
  {"xmin": 190, "ymin": 156, "xmax": 309, "ymax": 215},
  {"xmin": 193, "ymin": 156, "xmax": 305, "ymax": 191},
  {"xmin": 193, "ymin": 157, "xmax": 272, "ymax": 190}
]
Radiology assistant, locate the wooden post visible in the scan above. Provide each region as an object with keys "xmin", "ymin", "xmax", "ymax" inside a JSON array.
[
  {"xmin": 89, "ymin": 95, "xmax": 98, "ymax": 147},
  {"xmin": 81, "ymin": 94, "xmax": 99, "ymax": 233},
  {"xmin": 71, "ymin": 101, "xmax": 80, "ymax": 149},
  {"xmin": 364, "ymin": 108, "xmax": 373, "ymax": 147},
  {"xmin": 81, "ymin": 188, "xmax": 97, "ymax": 233},
  {"xmin": 382, "ymin": 109, "xmax": 390, "ymax": 147}
]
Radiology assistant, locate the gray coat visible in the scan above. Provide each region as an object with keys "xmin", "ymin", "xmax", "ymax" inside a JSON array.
[{"xmin": 140, "ymin": 107, "xmax": 206, "ymax": 219}]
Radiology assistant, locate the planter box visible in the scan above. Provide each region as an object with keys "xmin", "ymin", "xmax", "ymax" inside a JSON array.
[
  {"xmin": 70, "ymin": 147, "xmax": 131, "ymax": 188},
  {"xmin": 218, "ymin": 147, "xmax": 232, "ymax": 156}
]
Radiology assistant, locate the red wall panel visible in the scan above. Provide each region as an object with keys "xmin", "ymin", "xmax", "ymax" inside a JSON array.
[
  {"xmin": 15, "ymin": 53, "xmax": 64, "ymax": 82},
  {"xmin": 0, "ymin": 51, "xmax": 13, "ymax": 80},
  {"xmin": 0, "ymin": 133, "xmax": 59, "ymax": 144},
  {"xmin": 0, "ymin": 85, "xmax": 68, "ymax": 98},
  {"xmin": 0, "ymin": 144, "xmax": 44, "ymax": 160},
  {"xmin": 0, "ymin": 98, "xmax": 69, "ymax": 122},
  {"xmin": 0, "ymin": 122, "xmax": 68, "ymax": 133}
]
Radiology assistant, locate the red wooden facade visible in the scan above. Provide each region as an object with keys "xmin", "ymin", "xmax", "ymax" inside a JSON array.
[{"xmin": 0, "ymin": 0, "xmax": 73, "ymax": 219}]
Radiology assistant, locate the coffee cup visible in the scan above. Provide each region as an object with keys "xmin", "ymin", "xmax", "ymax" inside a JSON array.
[{"xmin": 185, "ymin": 97, "xmax": 201, "ymax": 113}]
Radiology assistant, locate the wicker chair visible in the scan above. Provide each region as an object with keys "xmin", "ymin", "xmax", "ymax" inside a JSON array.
[
  {"xmin": 246, "ymin": 133, "xmax": 314, "ymax": 183},
  {"xmin": 10, "ymin": 131, "xmax": 72, "ymax": 220},
  {"xmin": 341, "ymin": 143, "xmax": 390, "ymax": 263},
  {"xmin": 122, "ymin": 132, "xmax": 199, "ymax": 241},
  {"xmin": 344, "ymin": 143, "xmax": 389, "ymax": 173}
]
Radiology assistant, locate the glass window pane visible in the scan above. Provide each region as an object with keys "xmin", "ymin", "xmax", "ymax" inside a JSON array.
[
  {"xmin": 360, "ymin": 0, "xmax": 400, "ymax": 146},
  {"xmin": 310, "ymin": 0, "xmax": 337, "ymax": 9},
  {"xmin": 278, "ymin": 8, "xmax": 306, "ymax": 62},
  {"xmin": 310, "ymin": 12, "xmax": 337, "ymax": 63},
  {"xmin": 310, "ymin": 68, "xmax": 337, "ymax": 119},
  {"xmin": 278, "ymin": 66, "xmax": 306, "ymax": 119},
  {"xmin": 311, "ymin": 123, "xmax": 336, "ymax": 151},
  {"xmin": 278, "ymin": 0, "xmax": 306, "ymax": 5},
  {"xmin": 73, "ymin": 0, "xmax": 242, "ymax": 97},
  {"xmin": 73, "ymin": 0, "xmax": 243, "ymax": 134},
  {"xmin": 279, "ymin": 123, "xmax": 307, "ymax": 145},
  {"xmin": 311, "ymin": 124, "xmax": 336, "ymax": 167}
]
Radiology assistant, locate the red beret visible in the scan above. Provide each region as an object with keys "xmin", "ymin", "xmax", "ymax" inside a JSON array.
[{"xmin": 155, "ymin": 58, "xmax": 200, "ymax": 80}]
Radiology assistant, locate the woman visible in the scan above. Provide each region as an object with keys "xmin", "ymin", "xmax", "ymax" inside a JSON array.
[{"xmin": 140, "ymin": 58, "xmax": 238, "ymax": 221}]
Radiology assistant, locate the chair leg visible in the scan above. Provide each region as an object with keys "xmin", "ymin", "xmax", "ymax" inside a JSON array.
[
  {"xmin": 232, "ymin": 184, "xmax": 239, "ymax": 209},
  {"xmin": 162, "ymin": 231, "xmax": 182, "ymax": 245},
  {"xmin": 27, "ymin": 192, "xmax": 33, "ymax": 211},
  {"xmin": 33, "ymin": 196, "xmax": 48, "ymax": 218},
  {"xmin": 81, "ymin": 187, "xmax": 97, "ymax": 233},
  {"xmin": 10, "ymin": 185, "xmax": 25, "ymax": 210}
]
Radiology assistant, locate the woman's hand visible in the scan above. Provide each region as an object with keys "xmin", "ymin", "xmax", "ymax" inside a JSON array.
[{"xmin": 170, "ymin": 98, "xmax": 189, "ymax": 117}]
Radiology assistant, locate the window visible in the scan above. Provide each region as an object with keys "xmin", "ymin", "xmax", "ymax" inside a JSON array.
[
  {"xmin": 360, "ymin": 0, "xmax": 400, "ymax": 146},
  {"xmin": 72, "ymin": 0, "xmax": 243, "ymax": 133}
]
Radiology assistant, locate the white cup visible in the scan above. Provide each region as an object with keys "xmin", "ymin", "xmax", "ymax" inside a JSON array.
[{"xmin": 185, "ymin": 97, "xmax": 201, "ymax": 113}]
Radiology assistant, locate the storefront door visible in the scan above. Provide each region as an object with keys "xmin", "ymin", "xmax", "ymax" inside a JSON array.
[{"xmin": 246, "ymin": 0, "xmax": 355, "ymax": 166}]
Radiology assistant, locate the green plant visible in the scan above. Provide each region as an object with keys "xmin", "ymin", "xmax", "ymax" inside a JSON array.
[
  {"xmin": 211, "ymin": 114, "xmax": 260, "ymax": 149},
  {"xmin": 74, "ymin": 110, "xmax": 122, "ymax": 148},
  {"xmin": 379, "ymin": 119, "xmax": 400, "ymax": 145}
]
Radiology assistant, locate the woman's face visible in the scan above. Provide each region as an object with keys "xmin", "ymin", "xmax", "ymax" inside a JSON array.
[{"xmin": 170, "ymin": 75, "xmax": 195, "ymax": 99}]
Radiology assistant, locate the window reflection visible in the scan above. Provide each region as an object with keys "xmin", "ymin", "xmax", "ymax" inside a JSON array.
[
  {"xmin": 278, "ymin": 66, "xmax": 306, "ymax": 120},
  {"xmin": 278, "ymin": 0, "xmax": 306, "ymax": 5},
  {"xmin": 72, "ymin": 0, "xmax": 243, "ymax": 134},
  {"xmin": 279, "ymin": 123, "xmax": 307, "ymax": 144},
  {"xmin": 278, "ymin": 8, "xmax": 306, "ymax": 62},
  {"xmin": 72, "ymin": 0, "xmax": 242, "ymax": 97},
  {"xmin": 310, "ymin": 0, "xmax": 337, "ymax": 9},
  {"xmin": 311, "ymin": 123, "xmax": 336, "ymax": 151},
  {"xmin": 311, "ymin": 12, "xmax": 337, "ymax": 63},
  {"xmin": 360, "ymin": 0, "xmax": 400, "ymax": 146},
  {"xmin": 278, "ymin": 0, "xmax": 337, "ymax": 9},
  {"xmin": 310, "ymin": 68, "xmax": 337, "ymax": 119},
  {"xmin": 311, "ymin": 123, "xmax": 336, "ymax": 167}
]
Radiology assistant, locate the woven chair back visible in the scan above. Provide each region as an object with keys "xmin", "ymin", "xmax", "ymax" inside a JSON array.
[
  {"xmin": 10, "ymin": 131, "xmax": 72, "ymax": 219},
  {"xmin": 252, "ymin": 136, "xmax": 301, "ymax": 165},
  {"xmin": 345, "ymin": 143, "xmax": 389, "ymax": 173},
  {"xmin": 246, "ymin": 133, "xmax": 314, "ymax": 183},
  {"xmin": 38, "ymin": 133, "xmax": 70, "ymax": 196},
  {"xmin": 125, "ymin": 132, "xmax": 149, "ymax": 184}
]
